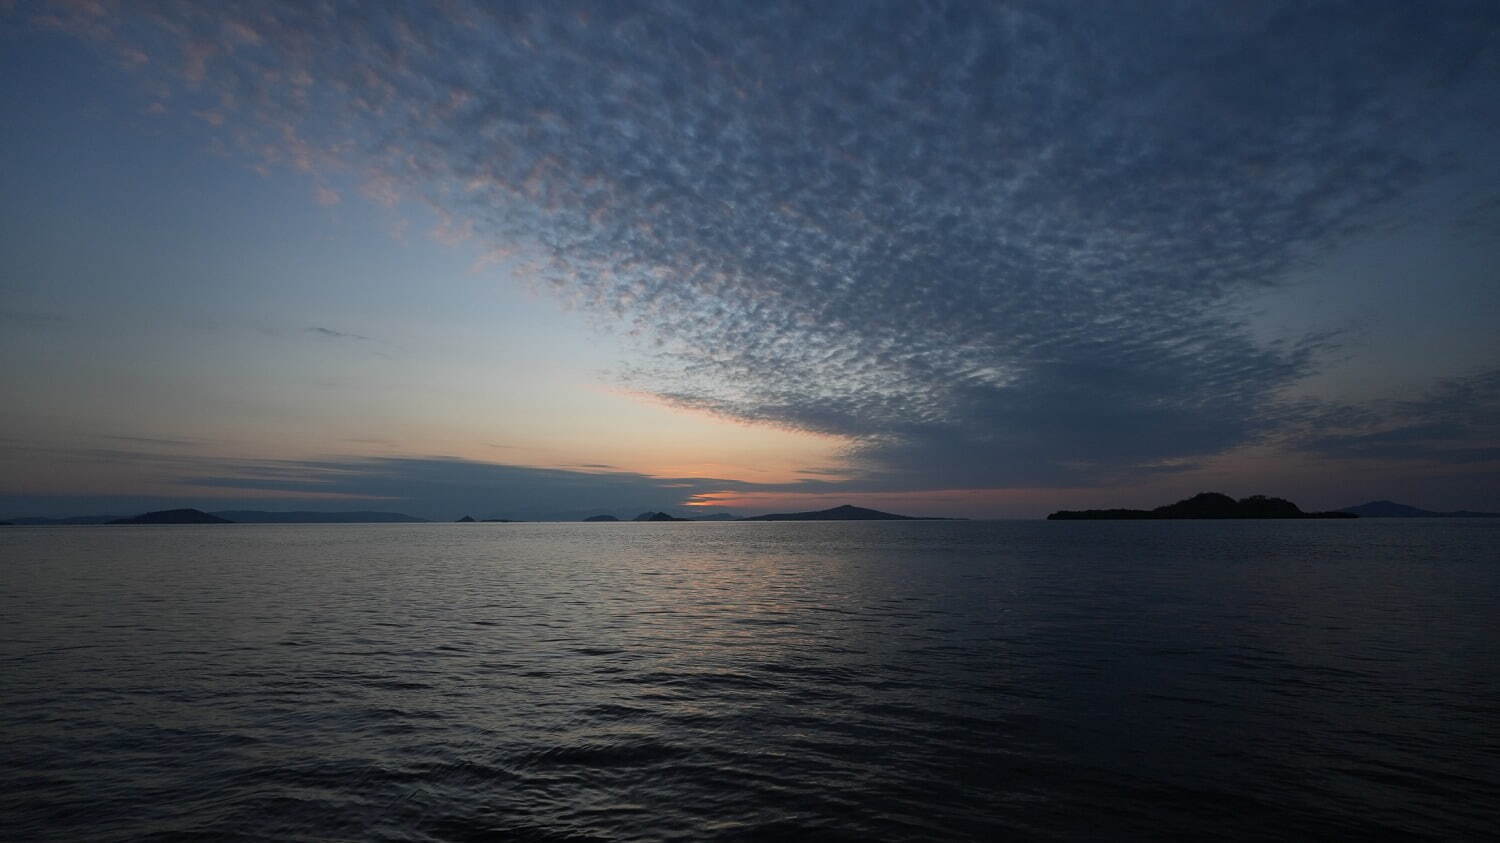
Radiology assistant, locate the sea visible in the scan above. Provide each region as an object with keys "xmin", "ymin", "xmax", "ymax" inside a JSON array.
[{"xmin": 2, "ymin": 520, "xmax": 1497, "ymax": 841}]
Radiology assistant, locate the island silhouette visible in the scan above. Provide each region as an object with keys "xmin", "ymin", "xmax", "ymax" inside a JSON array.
[
  {"xmin": 1048, "ymin": 492, "xmax": 1356, "ymax": 520},
  {"xmin": 742, "ymin": 504, "xmax": 954, "ymax": 521},
  {"xmin": 109, "ymin": 508, "xmax": 233, "ymax": 525},
  {"xmin": 1340, "ymin": 500, "xmax": 1500, "ymax": 518}
]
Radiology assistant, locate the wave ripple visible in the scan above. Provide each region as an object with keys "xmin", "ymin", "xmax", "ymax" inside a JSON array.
[{"xmin": 3, "ymin": 520, "xmax": 1498, "ymax": 840}]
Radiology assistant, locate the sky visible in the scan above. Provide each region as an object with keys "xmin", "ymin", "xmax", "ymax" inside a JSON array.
[{"xmin": 2, "ymin": 0, "xmax": 1498, "ymax": 520}]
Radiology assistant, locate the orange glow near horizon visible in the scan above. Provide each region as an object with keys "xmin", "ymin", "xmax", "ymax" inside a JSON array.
[
  {"xmin": 687, "ymin": 487, "xmax": 1067, "ymax": 518},
  {"xmin": 422, "ymin": 383, "xmax": 854, "ymax": 486}
]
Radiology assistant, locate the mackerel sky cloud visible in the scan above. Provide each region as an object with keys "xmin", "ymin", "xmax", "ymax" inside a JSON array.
[{"xmin": 2, "ymin": 1, "xmax": 1498, "ymax": 516}]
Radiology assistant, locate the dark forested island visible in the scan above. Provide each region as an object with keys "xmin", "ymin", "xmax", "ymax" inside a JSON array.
[
  {"xmin": 109, "ymin": 508, "xmax": 234, "ymax": 525},
  {"xmin": 1048, "ymin": 492, "xmax": 1356, "ymax": 520},
  {"xmin": 742, "ymin": 504, "xmax": 954, "ymax": 521},
  {"xmin": 633, "ymin": 511, "xmax": 690, "ymax": 522}
]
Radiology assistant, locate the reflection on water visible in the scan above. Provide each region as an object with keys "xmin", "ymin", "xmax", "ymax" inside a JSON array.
[{"xmin": 2, "ymin": 520, "xmax": 1498, "ymax": 839}]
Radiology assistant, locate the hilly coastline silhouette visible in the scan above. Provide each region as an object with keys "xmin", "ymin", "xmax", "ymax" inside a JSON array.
[
  {"xmin": 1340, "ymin": 500, "xmax": 1500, "ymax": 518},
  {"xmin": 109, "ymin": 508, "xmax": 233, "ymax": 525},
  {"xmin": 1048, "ymin": 492, "xmax": 1355, "ymax": 520}
]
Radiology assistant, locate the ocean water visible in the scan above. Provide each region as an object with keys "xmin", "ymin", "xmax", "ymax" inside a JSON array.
[{"xmin": 2, "ymin": 520, "xmax": 1497, "ymax": 841}]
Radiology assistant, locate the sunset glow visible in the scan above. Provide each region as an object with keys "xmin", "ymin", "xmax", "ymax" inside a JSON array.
[{"xmin": 2, "ymin": 2, "xmax": 1497, "ymax": 519}]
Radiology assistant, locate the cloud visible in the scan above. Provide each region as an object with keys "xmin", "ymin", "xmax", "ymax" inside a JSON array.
[
  {"xmin": 306, "ymin": 325, "xmax": 373, "ymax": 342},
  {"xmin": 174, "ymin": 454, "xmax": 768, "ymax": 519},
  {"xmin": 24, "ymin": 1, "xmax": 1500, "ymax": 490},
  {"xmin": 312, "ymin": 184, "xmax": 340, "ymax": 205},
  {"xmin": 1289, "ymin": 368, "xmax": 1500, "ymax": 465},
  {"xmin": 180, "ymin": 453, "xmax": 738, "ymax": 519},
  {"xmin": 1, "ymin": 442, "xmax": 781, "ymax": 518},
  {"xmin": 97, "ymin": 434, "xmax": 198, "ymax": 449},
  {"xmin": 0, "ymin": 308, "xmax": 69, "ymax": 329}
]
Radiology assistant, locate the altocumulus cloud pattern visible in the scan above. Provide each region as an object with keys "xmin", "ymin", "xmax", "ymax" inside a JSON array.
[{"xmin": 30, "ymin": 0, "xmax": 1500, "ymax": 491}]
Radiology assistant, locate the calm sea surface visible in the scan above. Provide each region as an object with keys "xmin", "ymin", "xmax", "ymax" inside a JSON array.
[{"xmin": 2, "ymin": 520, "xmax": 1497, "ymax": 840}]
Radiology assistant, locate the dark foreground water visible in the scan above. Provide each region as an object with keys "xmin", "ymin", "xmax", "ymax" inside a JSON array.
[{"xmin": 2, "ymin": 520, "xmax": 1497, "ymax": 840}]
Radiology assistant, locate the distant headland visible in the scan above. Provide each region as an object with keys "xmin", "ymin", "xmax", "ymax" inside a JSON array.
[
  {"xmin": 109, "ymin": 508, "xmax": 233, "ymax": 525},
  {"xmin": 1339, "ymin": 500, "xmax": 1500, "ymax": 518},
  {"xmin": 1048, "ymin": 492, "xmax": 1356, "ymax": 520}
]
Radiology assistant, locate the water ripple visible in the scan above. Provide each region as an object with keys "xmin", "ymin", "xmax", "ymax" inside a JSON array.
[{"xmin": 2, "ymin": 520, "xmax": 1498, "ymax": 840}]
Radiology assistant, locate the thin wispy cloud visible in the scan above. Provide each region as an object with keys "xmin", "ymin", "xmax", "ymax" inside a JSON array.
[
  {"xmin": 3, "ymin": 442, "xmax": 842, "ymax": 519},
  {"xmin": 20, "ymin": 0, "xmax": 1500, "ymax": 493},
  {"xmin": 306, "ymin": 326, "xmax": 374, "ymax": 343},
  {"xmin": 178, "ymin": 454, "xmax": 773, "ymax": 519},
  {"xmin": 301, "ymin": 326, "xmax": 397, "ymax": 360},
  {"xmin": 1288, "ymin": 368, "xmax": 1500, "ymax": 464},
  {"xmin": 97, "ymin": 434, "xmax": 198, "ymax": 449},
  {"xmin": 0, "ymin": 308, "xmax": 69, "ymax": 329}
]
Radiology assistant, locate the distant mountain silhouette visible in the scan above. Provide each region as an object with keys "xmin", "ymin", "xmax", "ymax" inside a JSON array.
[
  {"xmin": 110, "ymin": 508, "xmax": 233, "ymax": 525},
  {"xmin": 0, "ymin": 520, "xmax": 10, "ymax": 526},
  {"xmin": 1341, "ymin": 500, "xmax": 1500, "ymax": 518},
  {"xmin": 688, "ymin": 512, "xmax": 737, "ymax": 521},
  {"xmin": 633, "ymin": 511, "xmax": 689, "ymax": 521},
  {"xmin": 8, "ymin": 515, "xmax": 120, "ymax": 525},
  {"xmin": 584, "ymin": 514, "xmax": 620, "ymax": 522},
  {"xmin": 211, "ymin": 510, "xmax": 428, "ymax": 523},
  {"xmin": 1048, "ymin": 492, "xmax": 1356, "ymax": 520},
  {"xmin": 456, "ymin": 515, "xmax": 477, "ymax": 522},
  {"xmin": 741, "ymin": 504, "xmax": 953, "ymax": 521},
  {"xmin": 481, "ymin": 518, "xmax": 520, "ymax": 522}
]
